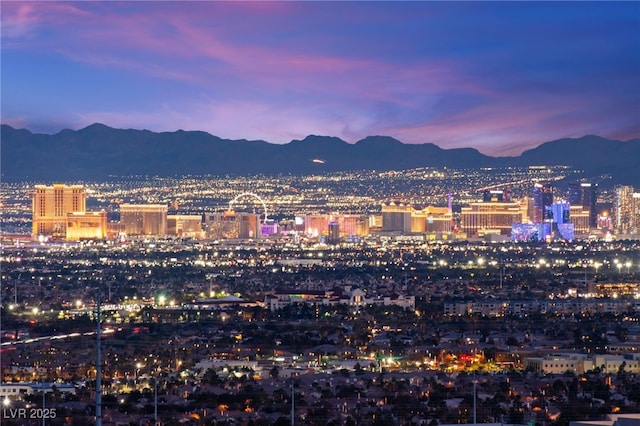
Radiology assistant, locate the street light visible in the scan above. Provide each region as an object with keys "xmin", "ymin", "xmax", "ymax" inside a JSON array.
[
  {"xmin": 135, "ymin": 362, "xmax": 143, "ymax": 386},
  {"xmin": 626, "ymin": 261, "xmax": 632, "ymax": 274}
]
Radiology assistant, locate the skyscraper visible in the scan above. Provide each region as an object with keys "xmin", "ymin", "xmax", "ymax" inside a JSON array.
[
  {"xmin": 532, "ymin": 183, "xmax": 554, "ymax": 224},
  {"xmin": 119, "ymin": 204, "xmax": 168, "ymax": 236},
  {"xmin": 582, "ymin": 183, "xmax": 598, "ymax": 228},
  {"xmin": 382, "ymin": 202, "xmax": 452, "ymax": 234},
  {"xmin": 381, "ymin": 202, "xmax": 413, "ymax": 233},
  {"xmin": 327, "ymin": 221, "xmax": 341, "ymax": 244},
  {"xmin": 569, "ymin": 206, "xmax": 590, "ymax": 235},
  {"xmin": 615, "ymin": 185, "xmax": 640, "ymax": 235},
  {"xmin": 545, "ymin": 201, "xmax": 574, "ymax": 241},
  {"xmin": 167, "ymin": 214, "xmax": 203, "ymax": 238},
  {"xmin": 205, "ymin": 211, "xmax": 260, "ymax": 239},
  {"xmin": 66, "ymin": 211, "xmax": 108, "ymax": 241},
  {"xmin": 567, "ymin": 182, "xmax": 598, "ymax": 228},
  {"xmin": 32, "ymin": 184, "xmax": 86, "ymax": 238},
  {"xmin": 461, "ymin": 200, "xmax": 524, "ymax": 236},
  {"xmin": 566, "ymin": 183, "xmax": 582, "ymax": 207},
  {"xmin": 239, "ymin": 213, "xmax": 260, "ymax": 239}
]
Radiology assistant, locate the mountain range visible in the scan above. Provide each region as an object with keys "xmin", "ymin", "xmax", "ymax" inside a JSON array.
[{"xmin": 2, "ymin": 123, "xmax": 639, "ymax": 186}]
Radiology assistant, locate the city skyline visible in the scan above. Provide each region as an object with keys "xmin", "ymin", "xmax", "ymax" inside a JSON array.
[{"xmin": 2, "ymin": 1, "xmax": 639, "ymax": 156}]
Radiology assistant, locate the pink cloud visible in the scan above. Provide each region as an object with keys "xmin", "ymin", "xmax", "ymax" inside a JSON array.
[
  {"xmin": 3, "ymin": 2, "xmax": 636, "ymax": 156},
  {"xmin": 374, "ymin": 95, "xmax": 598, "ymax": 155},
  {"xmin": 2, "ymin": 2, "xmax": 481, "ymax": 115},
  {"xmin": 1, "ymin": 2, "xmax": 91, "ymax": 43},
  {"xmin": 0, "ymin": 115, "xmax": 29, "ymax": 129}
]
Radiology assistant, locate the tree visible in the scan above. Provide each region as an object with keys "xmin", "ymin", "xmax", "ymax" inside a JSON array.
[
  {"xmin": 354, "ymin": 362, "xmax": 364, "ymax": 376},
  {"xmin": 269, "ymin": 366, "xmax": 280, "ymax": 379},
  {"xmin": 203, "ymin": 368, "xmax": 220, "ymax": 385},
  {"xmin": 505, "ymin": 336, "xmax": 519, "ymax": 347}
]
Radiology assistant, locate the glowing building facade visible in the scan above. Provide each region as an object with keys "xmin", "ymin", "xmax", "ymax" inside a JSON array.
[
  {"xmin": 381, "ymin": 202, "xmax": 412, "ymax": 233},
  {"xmin": 511, "ymin": 223, "xmax": 549, "ymax": 242},
  {"xmin": 532, "ymin": 183, "xmax": 554, "ymax": 224},
  {"xmin": 66, "ymin": 211, "xmax": 108, "ymax": 241},
  {"xmin": 327, "ymin": 221, "xmax": 341, "ymax": 244},
  {"xmin": 546, "ymin": 201, "xmax": 574, "ymax": 241},
  {"xmin": 304, "ymin": 215, "xmax": 330, "ymax": 237},
  {"xmin": 239, "ymin": 213, "xmax": 260, "ymax": 239},
  {"xmin": 382, "ymin": 202, "xmax": 452, "ymax": 234},
  {"xmin": 32, "ymin": 184, "xmax": 86, "ymax": 238},
  {"xmin": 461, "ymin": 200, "xmax": 524, "ymax": 236},
  {"xmin": 205, "ymin": 211, "xmax": 260, "ymax": 239},
  {"xmin": 167, "ymin": 214, "xmax": 203, "ymax": 238},
  {"xmin": 119, "ymin": 204, "xmax": 168, "ymax": 236},
  {"xmin": 615, "ymin": 185, "xmax": 640, "ymax": 235},
  {"xmin": 567, "ymin": 182, "xmax": 598, "ymax": 228},
  {"xmin": 301, "ymin": 214, "xmax": 370, "ymax": 239},
  {"xmin": 569, "ymin": 205, "xmax": 591, "ymax": 235},
  {"xmin": 206, "ymin": 212, "xmax": 239, "ymax": 239},
  {"xmin": 260, "ymin": 221, "xmax": 278, "ymax": 237}
]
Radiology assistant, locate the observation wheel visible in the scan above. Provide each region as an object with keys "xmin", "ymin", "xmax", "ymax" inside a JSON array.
[{"xmin": 229, "ymin": 192, "xmax": 268, "ymax": 223}]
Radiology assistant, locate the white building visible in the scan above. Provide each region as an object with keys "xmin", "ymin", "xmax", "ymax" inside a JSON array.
[
  {"xmin": 524, "ymin": 353, "xmax": 640, "ymax": 375},
  {"xmin": 0, "ymin": 382, "xmax": 76, "ymax": 400},
  {"xmin": 266, "ymin": 287, "xmax": 415, "ymax": 311}
]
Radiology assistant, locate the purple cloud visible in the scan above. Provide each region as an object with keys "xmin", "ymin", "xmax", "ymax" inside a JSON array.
[{"xmin": 1, "ymin": 1, "xmax": 638, "ymax": 155}]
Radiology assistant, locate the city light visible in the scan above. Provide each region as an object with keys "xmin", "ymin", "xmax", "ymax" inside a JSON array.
[{"xmin": 1, "ymin": 167, "xmax": 639, "ymax": 425}]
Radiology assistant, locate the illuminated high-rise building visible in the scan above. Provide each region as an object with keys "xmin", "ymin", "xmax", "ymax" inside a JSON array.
[
  {"xmin": 567, "ymin": 182, "xmax": 598, "ymax": 228},
  {"xmin": 356, "ymin": 216, "xmax": 370, "ymax": 237},
  {"xmin": 327, "ymin": 221, "xmax": 341, "ymax": 244},
  {"xmin": 239, "ymin": 213, "xmax": 260, "ymax": 239},
  {"xmin": 566, "ymin": 183, "xmax": 582, "ymax": 207},
  {"xmin": 301, "ymin": 214, "xmax": 370, "ymax": 239},
  {"xmin": 206, "ymin": 211, "xmax": 239, "ymax": 239},
  {"xmin": 513, "ymin": 200, "xmax": 577, "ymax": 242},
  {"xmin": 461, "ymin": 200, "xmax": 524, "ymax": 236},
  {"xmin": 569, "ymin": 205, "xmax": 590, "ymax": 235},
  {"xmin": 32, "ymin": 184, "xmax": 86, "ymax": 238},
  {"xmin": 582, "ymin": 183, "xmax": 598, "ymax": 227},
  {"xmin": 304, "ymin": 214, "xmax": 330, "ymax": 237},
  {"xmin": 260, "ymin": 220, "xmax": 279, "ymax": 237},
  {"xmin": 382, "ymin": 202, "xmax": 452, "ymax": 234},
  {"xmin": 66, "ymin": 211, "xmax": 108, "ymax": 241},
  {"xmin": 336, "ymin": 214, "xmax": 362, "ymax": 237},
  {"xmin": 532, "ymin": 183, "xmax": 554, "ymax": 224},
  {"xmin": 381, "ymin": 202, "xmax": 413, "ymax": 233},
  {"xmin": 205, "ymin": 211, "xmax": 260, "ymax": 239},
  {"xmin": 167, "ymin": 214, "xmax": 203, "ymax": 238},
  {"xmin": 545, "ymin": 201, "xmax": 574, "ymax": 240},
  {"xmin": 119, "ymin": 204, "xmax": 168, "ymax": 236},
  {"xmin": 546, "ymin": 201, "xmax": 570, "ymax": 224},
  {"xmin": 632, "ymin": 193, "xmax": 640, "ymax": 233},
  {"xmin": 615, "ymin": 185, "xmax": 640, "ymax": 234},
  {"xmin": 414, "ymin": 206, "xmax": 452, "ymax": 233}
]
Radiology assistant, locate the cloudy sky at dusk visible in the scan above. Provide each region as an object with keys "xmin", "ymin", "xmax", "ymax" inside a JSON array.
[{"xmin": 2, "ymin": 1, "xmax": 639, "ymax": 156}]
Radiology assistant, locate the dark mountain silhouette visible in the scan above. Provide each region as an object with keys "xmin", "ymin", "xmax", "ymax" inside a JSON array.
[{"xmin": 2, "ymin": 123, "xmax": 639, "ymax": 186}]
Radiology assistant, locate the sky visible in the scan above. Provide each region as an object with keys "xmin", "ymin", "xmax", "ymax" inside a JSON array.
[{"xmin": 1, "ymin": 1, "xmax": 639, "ymax": 156}]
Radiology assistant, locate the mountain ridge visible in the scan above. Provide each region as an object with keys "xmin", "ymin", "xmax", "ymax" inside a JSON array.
[{"xmin": 2, "ymin": 123, "xmax": 639, "ymax": 186}]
